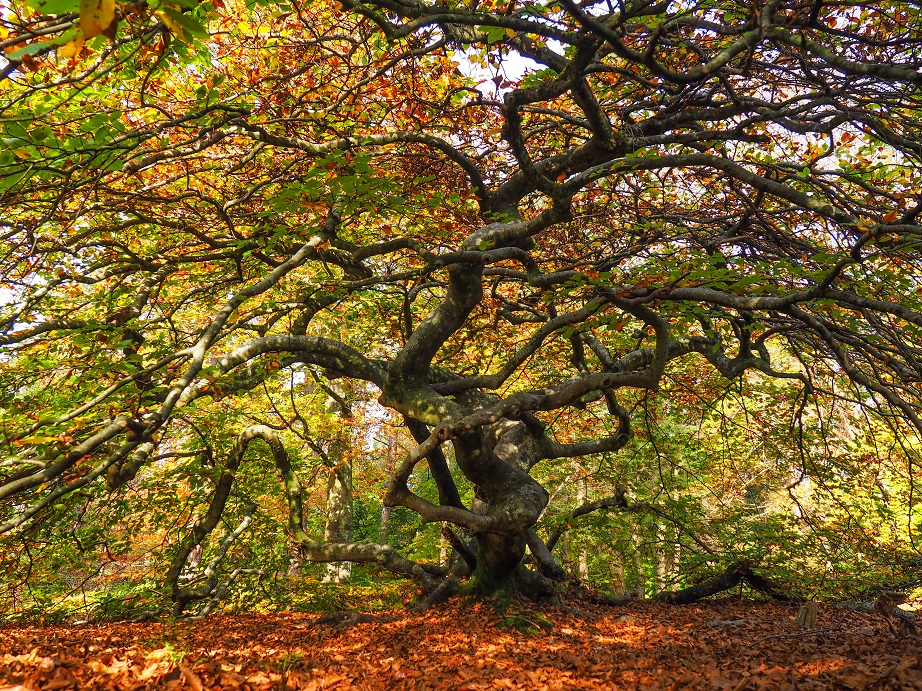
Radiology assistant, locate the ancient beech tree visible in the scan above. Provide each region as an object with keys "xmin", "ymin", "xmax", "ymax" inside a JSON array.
[{"xmin": 2, "ymin": 0, "xmax": 922, "ymax": 612}]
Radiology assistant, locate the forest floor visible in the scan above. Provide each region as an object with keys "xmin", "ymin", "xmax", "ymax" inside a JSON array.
[{"xmin": 2, "ymin": 598, "xmax": 922, "ymax": 690}]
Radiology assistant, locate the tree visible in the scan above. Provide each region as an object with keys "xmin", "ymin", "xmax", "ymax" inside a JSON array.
[{"xmin": 2, "ymin": 0, "xmax": 922, "ymax": 615}]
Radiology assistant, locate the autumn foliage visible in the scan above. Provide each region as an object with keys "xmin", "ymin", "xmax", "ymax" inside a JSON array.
[{"xmin": 2, "ymin": 0, "xmax": 922, "ymax": 624}]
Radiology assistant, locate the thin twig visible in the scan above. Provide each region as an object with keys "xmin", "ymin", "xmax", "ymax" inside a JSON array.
[{"xmin": 748, "ymin": 603, "xmax": 865, "ymax": 646}]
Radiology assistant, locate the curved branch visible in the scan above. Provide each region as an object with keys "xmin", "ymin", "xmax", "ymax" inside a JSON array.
[
  {"xmin": 237, "ymin": 127, "xmax": 491, "ymax": 208},
  {"xmin": 655, "ymin": 561, "xmax": 801, "ymax": 604},
  {"xmin": 545, "ymin": 487, "xmax": 714, "ymax": 556},
  {"xmin": 167, "ymin": 424, "xmax": 446, "ymax": 614},
  {"xmin": 217, "ymin": 335, "xmax": 387, "ymax": 386},
  {"xmin": 434, "ymin": 298, "xmax": 608, "ymax": 395},
  {"xmin": 557, "ymin": 0, "xmax": 772, "ymax": 85}
]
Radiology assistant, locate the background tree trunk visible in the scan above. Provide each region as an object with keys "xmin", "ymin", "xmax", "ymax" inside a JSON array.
[
  {"xmin": 322, "ymin": 386, "xmax": 353, "ymax": 584},
  {"xmin": 576, "ymin": 471, "xmax": 589, "ymax": 580},
  {"xmin": 633, "ymin": 531, "xmax": 646, "ymax": 599},
  {"xmin": 321, "ymin": 449, "xmax": 353, "ymax": 583},
  {"xmin": 379, "ymin": 505, "xmax": 391, "ymax": 543}
]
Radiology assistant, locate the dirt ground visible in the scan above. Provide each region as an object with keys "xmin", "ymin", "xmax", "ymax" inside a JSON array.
[{"xmin": 2, "ymin": 599, "xmax": 921, "ymax": 690}]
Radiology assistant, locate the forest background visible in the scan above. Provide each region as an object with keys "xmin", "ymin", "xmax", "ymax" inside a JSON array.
[{"xmin": 1, "ymin": 0, "xmax": 922, "ymax": 624}]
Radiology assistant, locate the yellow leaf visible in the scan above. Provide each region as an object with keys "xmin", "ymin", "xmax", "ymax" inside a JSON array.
[
  {"xmin": 58, "ymin": 35, "xmax": 85, "ymax": 58},
  {"xmin": 505, "ymin": 27, "xmax": 515, "ymax": 38},
  {"xmin": 855, "ymin": 224, "xmax": 870, "ymax": 232},
  {"xmin": 882, "ymin": 209, "xmax": 899, "ymax": 223},
  {"xmin": 12, "ymin": 436, "xmax": 60, "ymax": 446},
  {"xmin": 80, "ymin": 0, "xmax": 115, "ymax": 39},
  {"xmin": 155, "ymin": 9, "xmax": 184, "ymax": 38}
]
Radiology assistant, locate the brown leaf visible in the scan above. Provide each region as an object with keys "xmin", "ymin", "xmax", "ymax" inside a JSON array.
[{"xmin": 179, "ymin": 664, "xmax": 205, "ymax": 691}]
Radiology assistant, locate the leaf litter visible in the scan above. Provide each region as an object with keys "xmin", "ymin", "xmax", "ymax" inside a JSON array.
[{"xmin": 2, "ymin": 599, "xmax": 921, "ymax": 690}]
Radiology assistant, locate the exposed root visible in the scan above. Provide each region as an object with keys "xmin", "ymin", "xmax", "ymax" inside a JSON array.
[
  {"xmin": 549, "ymin": 600, "xmax": 599, "ymax": 618},
  {"xmin": 411, "ymin": 575, "xmax": 461, "ymax": 613}
]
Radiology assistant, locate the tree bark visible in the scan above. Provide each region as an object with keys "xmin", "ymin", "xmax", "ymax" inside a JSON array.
[
  {"xmin": 655, "ymin": 561, "xmax": 801, "ymax": 604},
  {"xmin": 321, "ymin": 454, "xmax": 353, "ymax": 583},
  {"xmin": 379, "ymin": 505, "xmax": 391, "ymax": 542},
  {"xmin": 576, "ymin": 470, "xmax": 589, "ymax": 580},
  {"xmin": 322, "ymin": 387, "xmax": 353, "ymax": 584}
]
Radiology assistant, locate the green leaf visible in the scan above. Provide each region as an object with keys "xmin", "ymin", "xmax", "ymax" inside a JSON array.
[
  {"xmin": 479, "ymin": 25, "xmax": 507, "ymax": 44},
  {"xmin": 7, "ymin": 39, "xmax": 56, "ymax": 61},
  {"xmin": 6, "ymin": 27, "xmax": 80, "ymax": 61},
  {"xmin": 23, "ymin": 0, "xmax": 80, "ymax": 14}
]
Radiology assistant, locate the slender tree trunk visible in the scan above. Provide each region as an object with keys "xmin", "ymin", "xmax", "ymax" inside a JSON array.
[
  {"xmin": 439, "ymin": 522, "xmax": 449, "ymax": 567},
  {"xmin": 378, "ymin": 425, "xmax": 398, "ymax": 544},
  {"xmin": 188, "ymin": 543, "xmax": 203, "ymax": 569},
  {"xmin": 655, "ymin": 521, "xmax": 668, "ymax": 591},
  {"xmin": 287, "ymin": 544, "xmax": 303, "ymax": 576},
  {"xmin": 322, "ymin": 386, "xmax": 353, "ymax": 584},
  {"xmin": 610, "ymin": 556, "xmax": 625, "ymax": 595},
  {"xmin": 322, "ymin": 439, "xmax": 353, "ymax": 583},
  {"xmin": 633, "ymin": 531, "xmax": 646, "ymax": 599},
  {"xmin": 379, "ymin": 505, "xmax": 391, "ymax": 542},
  {"xmin": 671, "ymin": 524, "xmax": 681, "ymax": 583},
  {"xmin": 562, "ymin": 531, "xmax": 571, "ymax": 576},
  {"xmin": 576, "ymin": 471, "xmax": 589, "ymax": 580}
]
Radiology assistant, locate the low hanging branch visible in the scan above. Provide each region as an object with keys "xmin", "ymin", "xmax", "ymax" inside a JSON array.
[
  {"xmin": 442, "ymin": 524, "xmax": 478, "ymax": 572},
  {"xmin": 655, "ymin": 561, "xmax": 802, "ymax": 604},
  {"xmin": 546, "ymin": 486, "xmax": 714, "ymax": 556},
  {"xmin": 168, "ymin": 425, "xmax": 447, "ymax": 615}
]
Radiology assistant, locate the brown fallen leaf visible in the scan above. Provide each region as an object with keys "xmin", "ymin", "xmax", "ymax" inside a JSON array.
[
  {"xmin": 180, "ymin": 663, "xmax": 205, "ymax": 691},
  {"xmin": 43, "ymin": 674, "xmax": 77, "ymax": 690}
]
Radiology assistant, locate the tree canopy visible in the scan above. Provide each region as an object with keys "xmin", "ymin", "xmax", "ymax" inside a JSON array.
[{"xmin": 2, "ymin": 0, "xmax": 922, "ymax": 617}]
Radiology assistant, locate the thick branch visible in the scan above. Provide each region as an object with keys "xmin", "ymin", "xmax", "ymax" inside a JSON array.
[
  {"xmin": 217, "ymin": 335, "xmax": 386, "ymax": 386},
  {"xmin": 655, "ymin": 561, "xmax": 801, "ymax": 604}
]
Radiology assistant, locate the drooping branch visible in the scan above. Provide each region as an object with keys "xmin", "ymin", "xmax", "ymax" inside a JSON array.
[
  {"xmin": 236, "ymin": 128, "xmax": 492, "ymax": 209},
  {"xmin": 217, "ymin": 335, "xmax": 387, "ymax": 387},
  {"xmin": 405, "ymin": 418, "xmax": 462, "ymax": 509},
  {"xmin": 442, "ymin": 524, "xmax": 477, "ymax": 572},
  {"xmin": 545, "ymin": 487, "xmax": 714, "ymax": 556},
  {"xmin": 157, "ymin": 219, "xmax": 349, "ymax": 440},
  {"xmin": 167, "ymin": 425, "xmax": 446, "ymax": 613},
  {"xmin": 540, "ymin": 395, "xmax": 632, "ymax": 460},
  {"xmin": 786, "ymin": 305, "xmax": 922, "ymax": 437},
  {"xmin": 295, "ymin": 540, "xmax": 446, "ymax": 592},
  {"xmin": 0, "ymin": 441, "xmax": 150, "ymax": 535},
  {"xmin": 655, "ymin": 562, "xmax": 802, "ymax": 604},
  {"xmin": 171, "ymin": 495, "xmax": 259, "ymax": 616},
  {"xmin": 0, "ymin": 417, "xmax": 135, "ymax": 503},
  {"xmin": 525, "ymin": 529, "xmax": 566, "ymax": 581}
]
